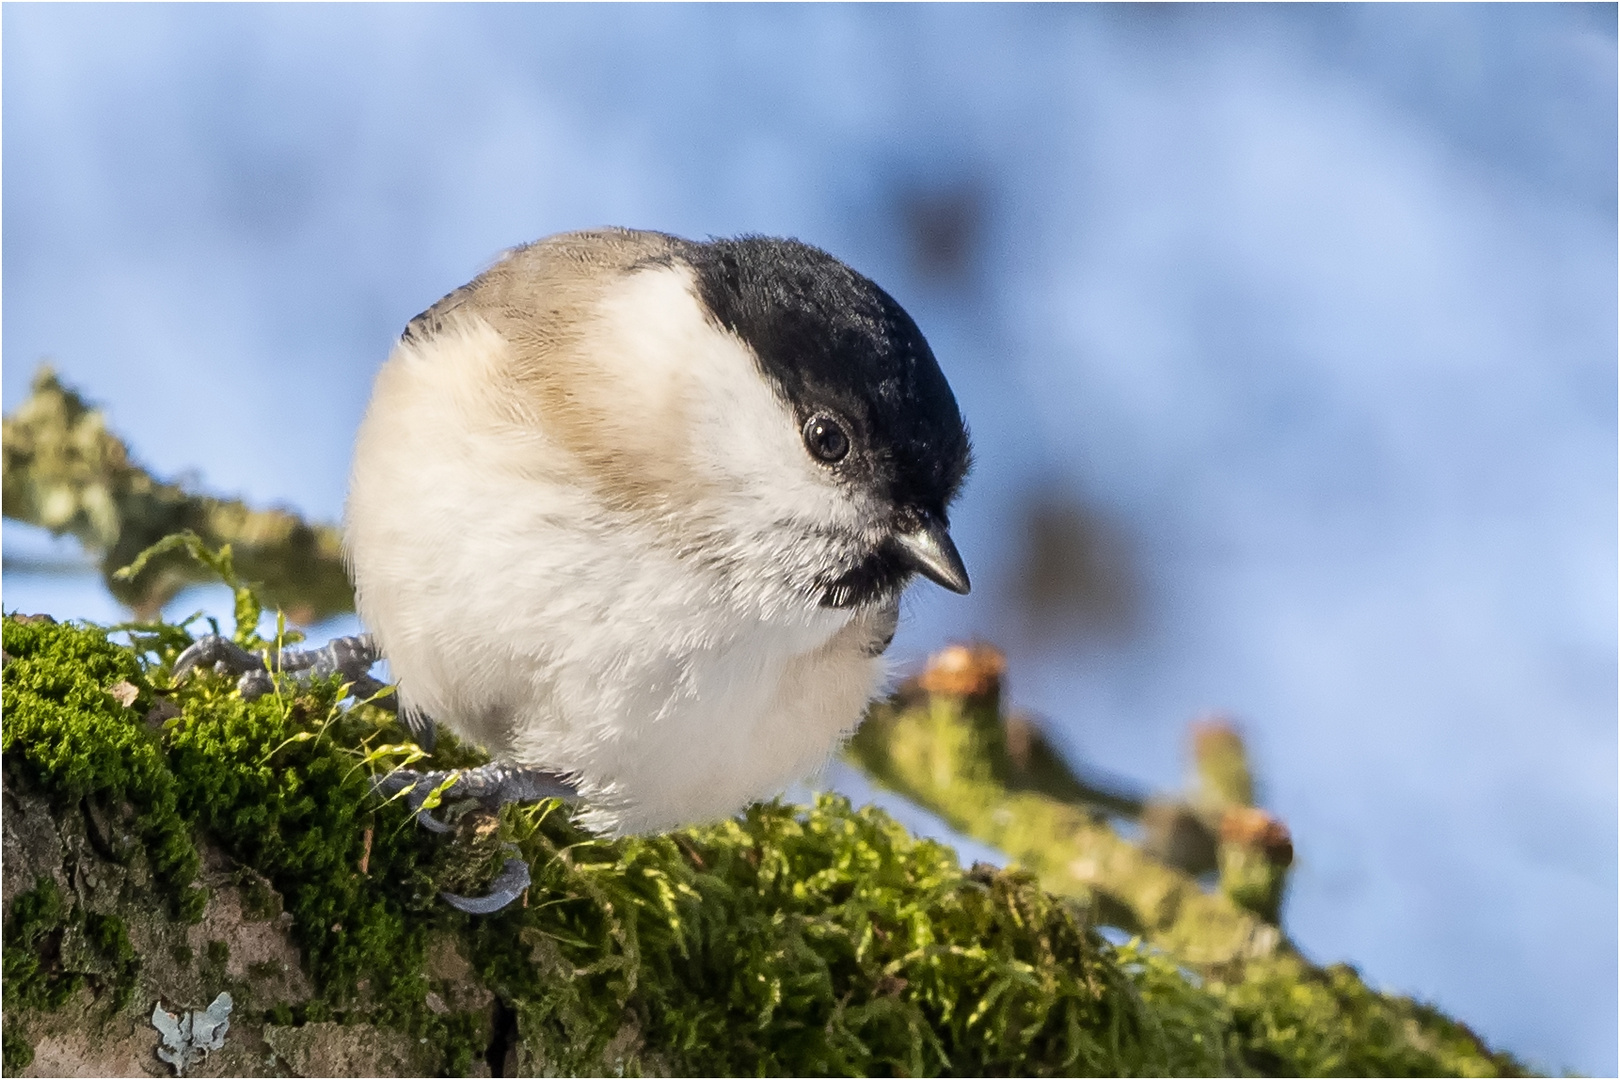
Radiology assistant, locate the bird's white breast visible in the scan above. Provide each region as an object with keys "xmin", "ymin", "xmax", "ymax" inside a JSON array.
[{"xmin": 345, "ymin": 265, "xmax": 891, "ymax": 833}]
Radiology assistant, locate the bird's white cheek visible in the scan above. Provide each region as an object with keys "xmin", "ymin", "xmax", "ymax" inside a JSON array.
[
  {"xmin": 589, "ymin": 264, "xmax": 865, "ymax": 542},
  {"xmin": 692, "ymin": 387, "xmax": 852, "ymax": 528},
  {"xmin": 675, "ymin": 332, "xmax": 860, "ymax": 534}
]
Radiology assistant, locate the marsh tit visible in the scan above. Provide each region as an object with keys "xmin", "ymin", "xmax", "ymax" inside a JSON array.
[{"xmin": 178, "ymin": 228, "xmax": 970, "ymax": 908}]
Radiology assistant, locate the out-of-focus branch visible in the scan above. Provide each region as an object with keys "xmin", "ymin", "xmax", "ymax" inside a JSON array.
[
  {"xmin": 848, "ymin": 644, "xmax": 1295, "ymax": 964},
  {"xmin": 1190, "ymin": 717, "xmax": 1294, "ymax": 924},
  {"xmin": 2, "ymin": 366, "xmax": 354, "ymax": 621}
]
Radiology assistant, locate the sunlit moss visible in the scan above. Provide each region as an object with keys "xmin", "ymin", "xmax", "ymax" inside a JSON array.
[
  {"xmin": 2, "ymin": 616, "xmax": 202, "ymax": 920},
  {"xmin": 2, "ymin": 612, "xmax": 1529, "ymax": 1076}
]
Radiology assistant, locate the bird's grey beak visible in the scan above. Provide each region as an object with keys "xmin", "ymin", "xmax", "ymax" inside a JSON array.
[{"xmin": 891, "ymin": 515, "xmax": 971, "ymax": 595}]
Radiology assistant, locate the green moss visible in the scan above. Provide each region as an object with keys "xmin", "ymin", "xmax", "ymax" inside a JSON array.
[
  {"xmin": 2, "ymin": 878, "xmax": 80, "ymax": 1012},
  {"xmin": 430, "ymin": 1011, "xmax": 489, "ymax": 1078},
  {"xmin": 2, "ymin": 878, "xmax": 145, "ymax": 1023},
  {"xmin": 1, "ymin": 618, "xmax": 201, "ymax": 920},
  {"xmin": 1214, "ymin": 958, "xmax": 1523, "ymax": 1078},
  {"xmin": 84, "ymin": 912, "xmax": 139, "ymax": 1010},
  {"xmin": 86, "ymin": 913, "xmax": 135, "ymax": 968},
  {"xmin": 466, "ymin": 798, "xmax": 1199, "ymax": 1076},
  {"xmin": 2, "ymin": 1030, "xmax": 34, "ymax": 1074},
  {"xmin": 2, "ymin": 610, "xmax": 1529, "ymax": 1077},
  {"xmin": 238, "ymin": 873, "xmax": 284, "ymax": 922},
  {"xmin": 297, "ymin": 999, "xmax": 334, "ymax": 1025}
]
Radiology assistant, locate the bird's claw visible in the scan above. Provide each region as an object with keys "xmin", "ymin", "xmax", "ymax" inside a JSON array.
[
  {"xmin": 372, "ymin": 764, "xmax": 578, "ymax": 913},
  {"xmin": 441, "ymin": 853, "xmax": 531, "ymax": 915},
  {"xmin": 173, "ymin": 635, "xmax": 262, "ymax": 679},
  {"xmin": 173, "ymin": 636, "xmax": 268, "ymax": 699}
]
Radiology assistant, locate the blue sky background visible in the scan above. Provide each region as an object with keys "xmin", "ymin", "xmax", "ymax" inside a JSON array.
[{"xmin": 3, "ymin": 5, "xmax": 1614, "ymax": 1072}]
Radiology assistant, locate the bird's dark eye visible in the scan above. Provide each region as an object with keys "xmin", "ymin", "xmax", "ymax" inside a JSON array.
[{"xmin": 803, "ymin": 415, "xmax": 850, "ymax": 463}]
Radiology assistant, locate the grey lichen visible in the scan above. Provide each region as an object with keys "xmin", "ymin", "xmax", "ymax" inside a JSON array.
[{"xmin": 152, "ymin": 992, "xmax": 233, "ymax": 1076}]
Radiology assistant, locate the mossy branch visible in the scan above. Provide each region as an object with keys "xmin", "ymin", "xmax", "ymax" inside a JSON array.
[
  {"xmin": 2, "ymin": 614, "xmax": 1528, "ymax": 1076},
  {"xmin": 846, "ymin": 648, "xmax": 1285, "ymax": 966},
  {"xmin": 2, "ymin": 366, "xmax": 353, "ymax": 621}
]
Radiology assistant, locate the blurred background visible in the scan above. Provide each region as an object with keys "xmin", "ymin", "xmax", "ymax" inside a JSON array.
[{"xmin": 3, "ymin": 4, "xmax": 1614, "ymax": 1072}]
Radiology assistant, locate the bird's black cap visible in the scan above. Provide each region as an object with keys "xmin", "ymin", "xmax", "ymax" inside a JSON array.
[{"xmin": 680, "ymin": 236, "xmax": 971, "ymax": 521}]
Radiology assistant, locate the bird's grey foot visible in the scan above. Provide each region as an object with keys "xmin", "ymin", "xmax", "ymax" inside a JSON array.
[
  {"xmin": 373, "ymin": 763, "xmax": 579, "ymax": 831},
  {"xmin": 174, "ymin": 632, "xmax": 385, "ymax": 698},
  {"xmin": 374, "ymin": 763, "xmax": 577, "ymax": 914},
  {"xmin": 172, "ymin": 632, "xmax": 438, "ymax": 746}
]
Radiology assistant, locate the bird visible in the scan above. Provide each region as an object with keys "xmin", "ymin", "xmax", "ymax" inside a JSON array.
[{"xmin": 177, "ymin": 227, "xmax": 972, "ymax": 910}]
